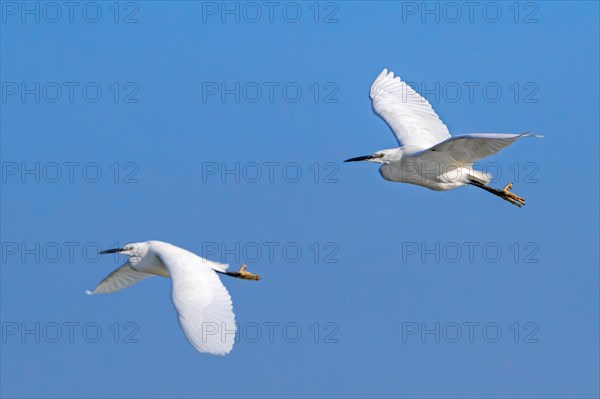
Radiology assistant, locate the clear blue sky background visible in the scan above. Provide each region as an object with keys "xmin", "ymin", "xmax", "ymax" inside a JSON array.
[{"xmin": 1, "ymin": 1, "xmax": 598, "ymax": 398}]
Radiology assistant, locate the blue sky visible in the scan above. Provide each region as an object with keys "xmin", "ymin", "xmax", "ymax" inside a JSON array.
[{"xmin": 1, "ymin": 1, "xmax": 598, "ymax": 398}]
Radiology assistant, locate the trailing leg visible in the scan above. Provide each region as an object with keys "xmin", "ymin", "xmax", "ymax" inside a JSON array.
[{"xmin": 468, "ymin": 180, "xmax": 525, "ymax": 207}]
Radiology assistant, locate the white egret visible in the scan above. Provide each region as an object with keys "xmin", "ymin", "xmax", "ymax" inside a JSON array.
[
  {"xmin": 345, "ymin": 69, "xmax": 542, "ymax": 207},
  {"xmin": 86, "ymin": 240, "xmax": 260, "ymax": 356}
]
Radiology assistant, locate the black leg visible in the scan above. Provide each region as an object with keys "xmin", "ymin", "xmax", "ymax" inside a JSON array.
[
  {"xmin": 468, "ymin": 180, "xmax": 525, "ymax": 207},
  {"xmin": 217, "ymin": 264, "xmax": 261, "ymax": 281}
]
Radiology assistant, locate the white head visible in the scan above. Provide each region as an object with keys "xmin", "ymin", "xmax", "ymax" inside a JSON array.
[
  {"xmin": 99, "ymin": 242, "xmax": 150, "ymax": 258},
  {"xmin": 344, "ymin": 148, "xmax": 403, "ymax": 165}
]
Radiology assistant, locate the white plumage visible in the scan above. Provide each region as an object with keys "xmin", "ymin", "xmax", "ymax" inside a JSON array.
[
  {"xmin": 87, "ymin": 240, "xmax": 260, "ymax": 355},
  {"xmin": 370, "ymin": 68, "xmax": 451, "ymax": 149},
  {"xmin": 346, "ymin": 69, "xmax": 541, "ymax": 206}
]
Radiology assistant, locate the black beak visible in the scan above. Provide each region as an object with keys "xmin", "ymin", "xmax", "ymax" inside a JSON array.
[
  {"xmin": 99, "ymin": 248, "xmax": 123, "ymax": 254},
  {"xmin": 344, "ymin": 155, "xmax": 374, "ymax": 163}
]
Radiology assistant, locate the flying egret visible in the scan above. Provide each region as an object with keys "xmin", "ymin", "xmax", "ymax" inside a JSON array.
[
  {"xmin": 344, "ymin": 69, "xmax": 542, "ymax": 207},
  {"xmin": 86, "ymin": 240, "xmax": 260, "ymax": 356}
]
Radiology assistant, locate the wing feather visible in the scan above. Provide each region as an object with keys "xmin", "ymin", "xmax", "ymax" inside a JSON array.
[
  {"xmin": 420, "ymin": 133, "xmax": 542, "ymax": 163},
  {"xmin": 156, "ymin": 245, "xmax": 236, "ymax": 356},
  {"xmin": 370, "ymin": 69, "xmax": 450, "ymax": 148},
  {"xmin": 86, "ymin": 262, "xmax": 153, "ymax": 295}
]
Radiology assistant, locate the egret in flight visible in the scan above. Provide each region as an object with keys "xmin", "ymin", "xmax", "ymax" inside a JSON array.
[
  {"xmin": 87, "ymin": 240, "xmax": 260, "ymax": 355},
  {"xmin": 345, "ymin": 69, "xmax": 541, "ymax": 207}
]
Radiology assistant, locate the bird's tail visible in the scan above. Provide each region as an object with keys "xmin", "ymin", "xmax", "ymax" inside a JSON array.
[{"xmin": 467, "ymin": 168, "xmax": 492, "ymax": 185}]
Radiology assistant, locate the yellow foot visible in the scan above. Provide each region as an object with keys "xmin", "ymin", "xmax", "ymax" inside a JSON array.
[
  {"xmin": 501, "ymin": 182, "xmax": 526, "ymax": 207},
  {"xmin": 236, "ymin": 263, "xmax": 261, "ymax": 281}
]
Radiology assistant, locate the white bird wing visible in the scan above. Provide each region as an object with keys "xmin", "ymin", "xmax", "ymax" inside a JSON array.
[
  {"xmin": 370, "ymin": 69, "xmax": 451, "ymax": 149},
  {"xmin": 418, "ymin": 132, "xmax": 541, "ymax": 163},
  {"xmin": 86, "ymin": 262, "xmax": 153, "ymax": 295},
  {"xmin": 156, "ymin": 247, "xmax": 236, "ymax": 356}
]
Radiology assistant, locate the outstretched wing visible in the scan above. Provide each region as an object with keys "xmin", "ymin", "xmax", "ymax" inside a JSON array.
[
  {"xmin": 86, "ymin": 262, "xmax": 154, "ymax": 295},
  {"xmin": 418, "ymin": 133, "xmax": 542, "ymax": 163},
  {"xmin": 156, "ymin": 245, "xmax": 236, "ymax": 356},
  {"xmin": 370, "ymin": 69, "xmax": 451, "ymax": 149}
]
